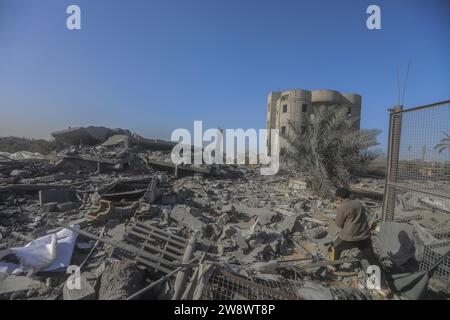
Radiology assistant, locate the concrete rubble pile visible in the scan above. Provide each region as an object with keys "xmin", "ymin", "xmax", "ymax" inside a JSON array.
[{"xmin": 1, "ymin": 126, "xmax": 440, "ymax": 300}]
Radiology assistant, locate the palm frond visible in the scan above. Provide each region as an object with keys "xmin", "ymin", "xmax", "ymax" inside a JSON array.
[{"xmin": 283, "ymin": 105, "xmax": 380, "ymax": 197}]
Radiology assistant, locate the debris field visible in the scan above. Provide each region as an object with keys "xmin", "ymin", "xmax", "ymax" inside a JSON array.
[{"xmin": 0, "ymin": 126, "xmax": 447, "ymax": 300}]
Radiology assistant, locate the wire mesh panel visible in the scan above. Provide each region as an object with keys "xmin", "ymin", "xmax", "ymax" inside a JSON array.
[
  {"xmin": 201, "ymin": 270, "xmax": 304, "ymax": 300},
  {"xmin": 383, "ymin": 100, "xmax": 450, "ymax": 286}
]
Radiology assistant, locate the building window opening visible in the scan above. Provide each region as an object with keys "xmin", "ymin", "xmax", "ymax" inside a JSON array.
[
  {"xmin": 302, "ymin": 104, "xmax": 308, "ymax": 112},
  {"xmin": 281, "ymin": 126, "xmax": 286, "ymax": 135},
  {"xmin": 347, "ymin": 107, "xmax": 352, "ymax": 116},
  {"xmin": 282, "ymin": 105, "xmax": 288, "ymax": 113}
]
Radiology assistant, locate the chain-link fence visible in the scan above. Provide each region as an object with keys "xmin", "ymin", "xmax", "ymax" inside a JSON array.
[
  {"xmin": 201, "ymin": 269, "xmax": 305, "ymax": 300},
  {"xmin": 382, "ymin": 100, "xmax": 450, "ymax": 289}
]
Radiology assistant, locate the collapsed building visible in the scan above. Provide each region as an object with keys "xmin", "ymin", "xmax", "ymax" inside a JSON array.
[{"xmin": 0, "ymin": 124, "xmax": 448, "ymax": 300}]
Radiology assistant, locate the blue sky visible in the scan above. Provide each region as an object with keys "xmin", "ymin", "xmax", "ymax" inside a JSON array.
[{"xmin": 0, "ymin": 0, "xmax": 449, "ymax": 151}]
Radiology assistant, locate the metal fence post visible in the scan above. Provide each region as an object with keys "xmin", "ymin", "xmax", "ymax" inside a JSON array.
[{"xmin": 382, "ymin": 105, "xmax": 403, "ymax": 221}]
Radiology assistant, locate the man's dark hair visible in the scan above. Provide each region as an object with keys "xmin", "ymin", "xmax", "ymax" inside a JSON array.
[{"xmin": 335, "ymin": 187, "xmax": 350, "ymax": 199}]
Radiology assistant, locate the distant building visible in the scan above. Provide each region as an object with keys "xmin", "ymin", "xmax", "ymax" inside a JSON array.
[{"xmin": 266, "ymin": 89, "xmax": 361, "ymax": 154}]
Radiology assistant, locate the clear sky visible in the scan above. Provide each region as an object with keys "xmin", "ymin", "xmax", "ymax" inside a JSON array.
[{"xmin": 0, "ymin": 0, "xmax": 449, "ymax": 151}]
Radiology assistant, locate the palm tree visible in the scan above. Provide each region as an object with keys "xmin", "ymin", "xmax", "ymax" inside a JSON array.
[
  {"xmin": 283, "ymin": 105, "xmax": 380, "ymax": 197},
  {"xmin": 435, "ymin": 132, "xmax": 450, "ymax": 154}
]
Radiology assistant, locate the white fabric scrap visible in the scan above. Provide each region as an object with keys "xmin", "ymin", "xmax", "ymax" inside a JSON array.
[
  {"xmin": 12, "ymin": 233, "xmax": 57, "ymax": 274},
  {"xmin": 0, "ymin": 226, "xmax": 79, "ymax": 275}
]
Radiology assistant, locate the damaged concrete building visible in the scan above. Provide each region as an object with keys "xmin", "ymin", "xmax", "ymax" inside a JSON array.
[{"xmin": 266, "ymin": 89, "xmax": 361, "ymax": 154}]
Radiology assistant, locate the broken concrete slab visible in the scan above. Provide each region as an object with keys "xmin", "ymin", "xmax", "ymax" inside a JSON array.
[
  {"xmin": 56, "ymin": 202, "xmax": 75, "ymax": 212},
  {"xmin": 6, "ymin": 184, "xmax": 73, "ymax": 192},
  {"xmin": 98, "ymin": 177, "xmax": 158, "ymax": 202},
  {"xmin": 106, "ymin": 221, "xmax": 126, "ymax": 242},
  {"xmin": 132, "ymin": 135, "xmax": 177, "ymax": 151},
  {"xmin": 39, "ymin": 188, "xmax": 76, "ymax": 205},
  {"xmin": 102, "ymin": 134, "xmax": 130, "ymax": 148},
  {"xmin": 234, "ymin": 205, "xmax": 280, "ymax": 225},
  {"xmin": 51, "ymin": 126, "xmax": 131, "ymax": 146},
  {"xmin": 146, "ymin": 158, "xmax": 211, "ymax": 177},
  {"xmin": 190, "ymin": 197, "xmax": 210, "ymax": 210},
  {"xmin": 0, "ymin": 275, "xmax": 42, "ymax": 295},
  {"xmin": 170, "ymin": 205, "xmax": 205, "ymax": 231},
  {"xmin": 55, "ymin": 153, "xmax": 129, "ymax": 173},
  {"xmin": 247, "ymin": 260, "xmax": 279, "ymax": 274}
]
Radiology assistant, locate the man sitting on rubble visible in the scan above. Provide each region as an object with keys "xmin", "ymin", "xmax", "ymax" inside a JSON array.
[{"xmin": 332, "ymin": 188, "xmax": 376, "ymax": 264}]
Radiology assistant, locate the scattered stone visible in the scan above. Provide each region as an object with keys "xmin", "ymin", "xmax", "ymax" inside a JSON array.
[
  {"xmin": 288, "ymin": 178, "xmax": 308, "ymax": 191},
  {"xmin": 170, "ymin": 205, "xmax": 205, "ymax": 231},
  {"xmin": 41, "ymin": 202, "xmax": 58, "ymax": 212}
]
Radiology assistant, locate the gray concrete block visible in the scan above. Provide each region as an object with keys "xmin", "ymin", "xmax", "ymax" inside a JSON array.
[
  {"xmin": 39, "ymin": 188, "xmax": 76, "ymax": 205},
  {"xmin": 56, "ymin": 202, "xmax": 74, "ymax": 212},
  {"xmin": 41, "ymin": 202, "xmax": 58, "ymax": 212}
]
